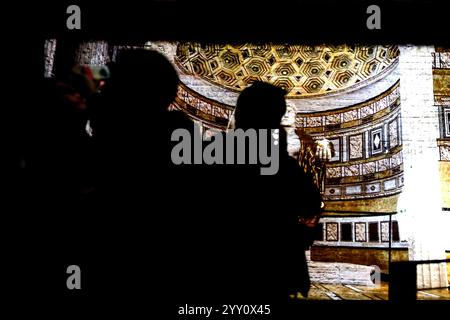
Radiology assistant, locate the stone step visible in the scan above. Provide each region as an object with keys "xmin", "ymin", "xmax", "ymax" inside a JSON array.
[{"xmin": 306, "ymin": 251, "xmax": 377, "ymax": 286}]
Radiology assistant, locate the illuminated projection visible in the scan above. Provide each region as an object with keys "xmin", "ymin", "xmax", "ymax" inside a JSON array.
[{"xmin": 175, "ymin": 44, "xmax": 399, "ymax": 98}]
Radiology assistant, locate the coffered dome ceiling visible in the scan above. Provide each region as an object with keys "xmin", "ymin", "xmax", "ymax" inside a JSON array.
[{"xmin": 175, "ymin": 44, "xmax": 399, "ymax": 98}]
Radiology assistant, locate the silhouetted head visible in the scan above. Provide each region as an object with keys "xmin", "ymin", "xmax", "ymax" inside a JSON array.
[
  {"xmin": 96, "ymin": 49, "xmax": 180, "ymax": 140},
  {"xmin": 110, "ymin": 49, "xmax": 179, "ymax": 115},
  {"xmin": 234, "ymin": 81, "xmax": 287, "ymax": 130}
]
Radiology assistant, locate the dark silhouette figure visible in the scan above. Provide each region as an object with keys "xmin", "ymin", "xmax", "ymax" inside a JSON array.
[
  {"xmin": 92, "ymin": 49, "xmax": 188, "ymax": 173},
  {"xmin": 85, "ymin": 49, "xmax": 196, "ymax": 303},
  {"xmin": 170, "ymin": 82, "xmax": 323, "ymax": 308},
  {"xmin": 205, "ymin": 81, "xmax": 322, "ymax": 303},
  {"xmin": 25, "ymin": 48, "xmax": 320, "ymax": 308},
  {"xmin": 234, "ymin": 81, "xmax": 287, "ymax": 130}
]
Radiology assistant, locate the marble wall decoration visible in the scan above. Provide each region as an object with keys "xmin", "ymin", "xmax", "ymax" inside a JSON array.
[
  {"xmin": 434, "ymin": 56, "xmax": 450, "ymax": 163},
  {"xmin": 440, "ymin": 145, "xmax": 450, "ymax": 161},
  {"xmin": 297, "ymin": 81, "xmax": 400, "ymax": 130},
  {"xmin": 314, "ymin": 219, "xmax": 402, "ymax": 246},
  {"xmin": 173, "ymin": 82, "xmax": 234, "ymax": 129},
  {"xmin": 306, "ymin": 117, "xmax": 323, "ymax": 127},
  {"xmin": 365, "ymin": 183, "xmax": 381, "ymax": 193},
  {"xmin": 360, "ymin": 104, "xmax": 375, "ymax": 118},
  {"xmin": 169, "ymin": 66, "xmax": 403, "ymax": 201},
  {"xmin": 327, "ymin": 167, "xmax": 342, "ymax": 178},
  {"xmin": 325, "ymin": 114, "xmax": 341, "ymax": 125},
  {"xmin": 370, "ymin": 127, "xmax": 384, "ymax": 155},
  {"xmin": 432, "ymin": 52, "xmax": 450, "ymax": 69},
  {"xmin": 349, "ymin": 134, "xmax": 363, "ymax": 159},
  {"xmin": 383, "ymin": 179, "xmax": 397, "ymax": 191},
  {"xmin": 326, "ymin": 223, "xmax": 338, "ymax": 241},
  {"xmin": 295, "ymin": 117, "xmax": 304, "ymax": 128},
  {"xmin": 398, "ymin": 175, "xmax": 405, "ymax": 187},
  {"xmin": 390, "ymin": 151, "xmax": 403, "ymax": 167},
  {"xmin": 323, "ymin": 147, "xmax": 403, "ymax": 199},
  {"xmin": 325, "ymin": 173, "xmax": 403, "ymax": 200},
  {"xmin": 381, "ymin": 222, "xmax": 390, "ymax": 242},
  {"xmin": 355, "ymin": 223, "xmax": 367, "ymax": 242},
  {"xmin": 377, "ymin": 158, "xmax": 391, "ymax": 172},
  {"xmin": 344, "ymin": 164, "xmax": 361, "ymax": 177},
  {"xmin": 447, "ymin": 111, "xmax": 450, "ymax": 134},
  {"xmin": 345, "ymin": 185, "xmax": 362, "ymax": 195},
  {"xmin": 362, "ymin": 162, "xmax": 376, "ymax": 175},
  {"xmin": 343, "ymin": 109, "xmax": 359, "ymax": 122},
  {"xmin": 324, "ymin": 187, "xmax": 341, "ymax": 196},
  {"xmin": 439, "ymin": 107, "xmax": 450, "ymax": 138},
  {"xmin": 389, "ymin": 118, "xmax": 399, "ymax": 148}
]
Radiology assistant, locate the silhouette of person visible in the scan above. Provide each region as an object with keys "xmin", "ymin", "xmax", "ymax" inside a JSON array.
[
  {"xmin": 92, "ymin": 49, "xmax": 189, "ymax": 173},
  {"xmin": 217, "ymin": 81, "xmax": 322, "ymax": 302},
  {"xmin": 84, "ymin": 48, "xmax": 198, "ymax": 303}
]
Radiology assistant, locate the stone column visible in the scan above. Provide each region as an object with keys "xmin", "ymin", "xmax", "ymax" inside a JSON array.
[{"xmin": 397, "ymin": 45, "xmax": 448, "ymax": 289}]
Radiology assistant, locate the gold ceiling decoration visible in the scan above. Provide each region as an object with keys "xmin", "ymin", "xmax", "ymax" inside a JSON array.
[{"xmin": 175, "ymin": 44, "xmax": 399, "ymax": 98}]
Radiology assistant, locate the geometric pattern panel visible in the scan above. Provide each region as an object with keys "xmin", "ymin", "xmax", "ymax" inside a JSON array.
[
  {"xmin": 326, "ymin": 223, "xmax": 338, "ymax": 241},
  {"xmin": 370, "ymin": 127, "xmax": 384, "ymax": 156},
  {"xmin": 439, "ymin": 106, "xmax": 450, "ymax": 138},
  {"xmin": 172, "ymin": 82, "xmax": 235, "ymax": 130},
  {"xmin": 439, "ymin": 143, "xmax": 450, "ymax": 161},
  {"xmin": 389, "ymin": 118, "xmax": 399, "ymax": 148},
  {"xmin": 381, "ymin": 222, "xmax": 390, "ymax": 242},
  {"xmin": 296, "ymin": 81, "xmax": 400, "ymax": 130},
  {"xmin": 325, "ymin": 174, "xmax": 403, "ymax": 200},
  {"xmin": 355, "ymin": 223, "xmax": 367, "ymax": 242},
  {"xmin": 329, "ymin": 151, "xmax": 403, "ymax": 177},
  {"xmin": 432, "ymin": 52, "xmax": 450, "ymax": 69},
  {"xmin": 295, "ymin": 82, "xmax": 403, "ymax": 201},
  {"xmin": 349, "ymin": 134, "xmax": 364, "ymax": 159},
  {"xmin": 433, "ymin": 51, "xmax": 450, "ymax": 165},
  {"xmin": 170, "ymin": 64, "xmax": 403, "ymax": 201},
  {"xmin": 316, "ymin": 220, "xmax": 401, "ymax": 245},
  {"xmin": 175, "ymin": 44, "xmax": 399, "ymax": 98}
]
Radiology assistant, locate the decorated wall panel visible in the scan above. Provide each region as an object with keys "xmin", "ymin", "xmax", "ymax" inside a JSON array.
[
  {"xmin": 170, "ymin": 82, "xmax": 234, "ymax": 130},
  {"xmin": 171, "ymin": 77, "xmax": 403, "ymax": 202},
  {"xmin": 432, "ymin": 51, "xmax": 450, "ymax": 210},
  {"xmin": 296, "ymin": 81, "xmax": 403, "ymax": 201},
  {"xmin": 315, "ymin": 216, "xmax": 407, "ymax": 248}
]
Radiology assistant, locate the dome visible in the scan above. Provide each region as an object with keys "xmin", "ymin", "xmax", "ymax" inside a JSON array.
[{"xmin": 174, "ymin": 44, "xmax": 399, "ymax": 99}]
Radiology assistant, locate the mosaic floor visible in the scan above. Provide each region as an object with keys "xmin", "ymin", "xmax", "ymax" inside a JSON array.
[{"xmin": 293, "ymin": 283, "xmax": 450, "ymax": 300}]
